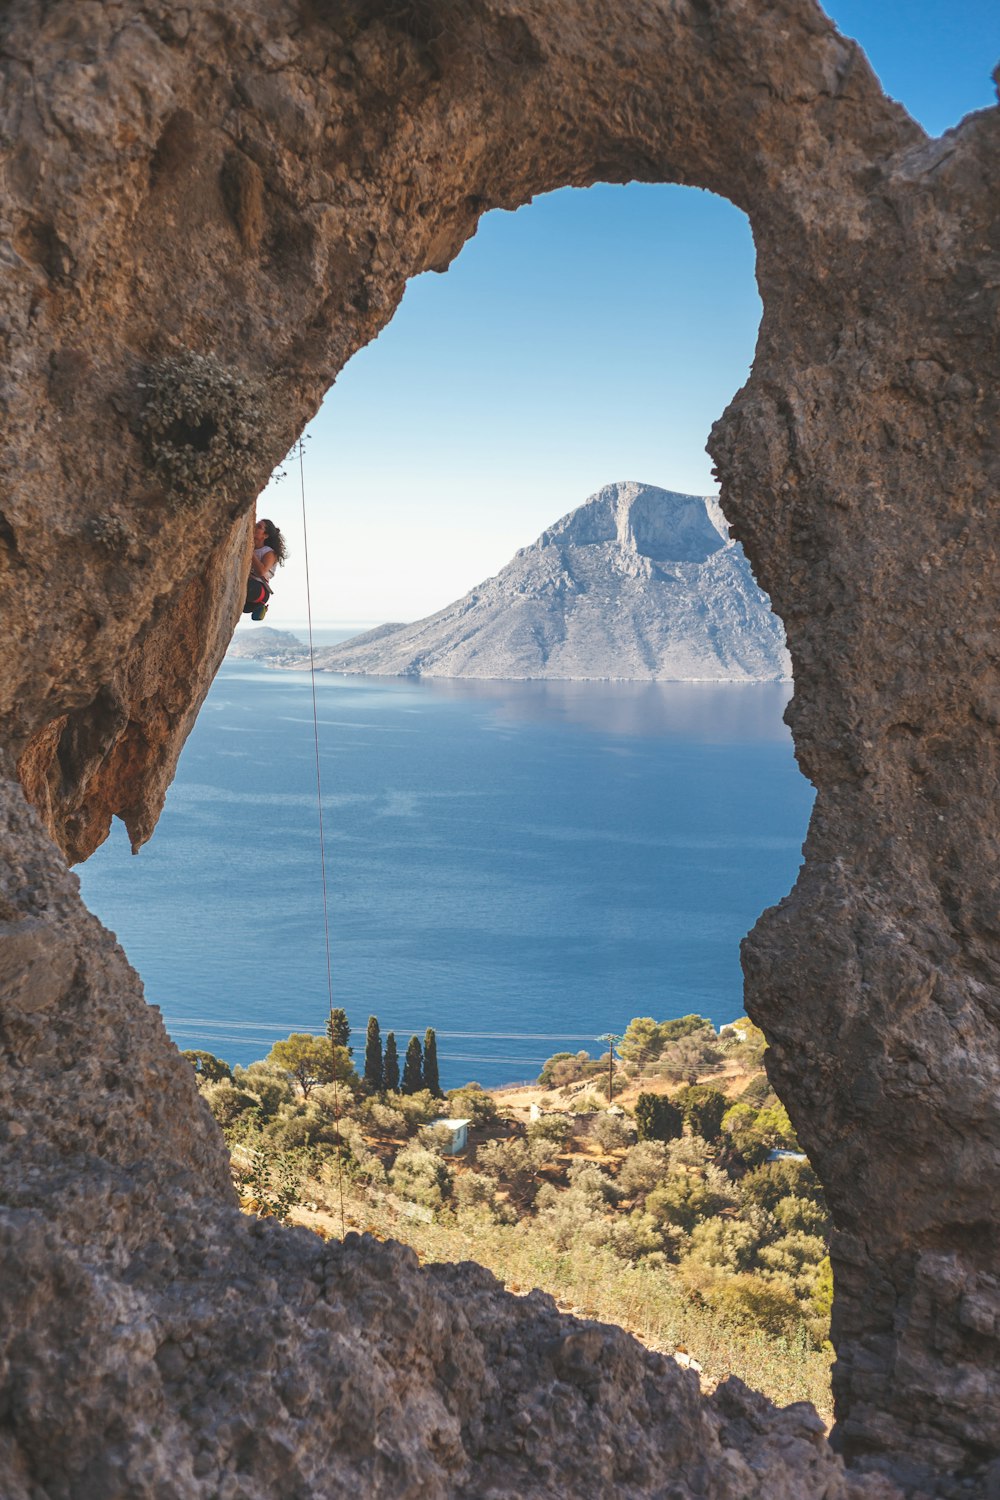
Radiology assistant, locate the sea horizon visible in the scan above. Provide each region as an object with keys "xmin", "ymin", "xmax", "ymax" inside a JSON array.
[{"xmin": 79, "ymin": 666, "xmax": 813, "ymax": 1091}]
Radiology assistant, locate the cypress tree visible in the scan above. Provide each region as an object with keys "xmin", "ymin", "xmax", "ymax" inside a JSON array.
[
  {"xmin": 401, "ymin": 1035, "xmax": 423, "ymax": 1095},
  {"xmin": 635, "ymin": 1091, "xmax": 683, "ymax": 1143},
  {"xmin": 423, "ymin": 1027, "xmax": 442, "ymax": 1098},
  {"xmin": 327, "ymin": 1007, "xmax": 352, "ymax": 1055},
  {"xmin": 382, "ymin": 1032, "xmax": 400, "ymax": 1093},
  {"xmin": 364, "ymin": 1015, "xmax": 382, "ymax": 1091}
]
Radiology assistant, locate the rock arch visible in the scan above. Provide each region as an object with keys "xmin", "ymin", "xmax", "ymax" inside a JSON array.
[{"xmin": 1, "ymin": 1, "xmax": 997, "ymax": 1492}]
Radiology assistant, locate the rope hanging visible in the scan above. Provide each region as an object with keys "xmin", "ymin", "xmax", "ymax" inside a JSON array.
[{"xmin": 297, "ymin": 437, "xmax": 347, "ymax": 1238}]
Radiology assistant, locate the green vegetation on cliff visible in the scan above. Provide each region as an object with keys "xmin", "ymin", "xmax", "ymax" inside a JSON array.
[{"xmin": 186, "ymin": 1013, "xmax": 833, "ymax": 1415}]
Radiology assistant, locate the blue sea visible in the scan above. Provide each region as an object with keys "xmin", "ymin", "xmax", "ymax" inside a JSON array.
[{"xmin": 78, "ymin": 658, "xmax": 813, "ymax": 1091}]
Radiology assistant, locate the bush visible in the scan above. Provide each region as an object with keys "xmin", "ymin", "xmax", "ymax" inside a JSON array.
[
  {"xmin": 394, "ymin": 1089, "xmax": 441, "ymax": 1131},
  {"xmin": 634, "ymin": 1093, "xmax": 683, "ymax": 1144},
  {"xmin": 683, "ymin": 1217, "xmax": 759, "ymax": 1275},
  {"xmin": 452, "ymin": 1170, "xmax": 503, "ymax": 1215},
  {"xmin": 362, "ymin": 1097, "xmax": 408, "ymax": 1137},
  {"xmin": 679, "ymin": 1263, "xmax": 805, "ymax": 1342},
  {"xmin": 740, "ymin": 1159, "xmax": 823, "ymax": 1214},
  {"xmin": 646, "ymin": 1164, "xmax": 737, "ymax": 1233},
  {"xmin": 538, "ymin": 1050, "xmax": 603, "ymax": 1088},
  {"xmin": 418, "ymin": 1122, "xmax": 456, "ymax": 1155},
  {"xmin": 534, "ymin": 1181, "xmax": 612, "ymax": 1252},
  {"xmin": 617, "ymin": 1141, "xmax": 670, "ymax": 1197},
  {"xmin": 446, "ymin": 1083, "xmax": 498, "ymax": 1127},
  {"xmin": 527, "ymin": 1114, "xmax": 573, "ymax": 1149},
  {"xmin": 476, "ymin": 1137, "xmax": 560, "ymax": 1204},
  {"xmin": 609, "ymin": 1210, "xmax": 684, "ymax": 1263},
  {"xmin": 390, "ymin": 1146, "xmax": 452, "ymax": 1211},
  {"xmin": 139, "ymin": 349, "xmax": 273, "ymax": 509},
  {"xmin": 566, "ymin": 1161, "xmax": 618, "ymax": 1203},
  {"xmin": 592, "ymin": 1112, "xmax": 633, "ymax": 1153},
  {"xmin": 666, "ymin": 1134, "xmax": 713, "ymax": 1171},
  {"xmin": 230, "ymin": 1062, "xmax": 297, "ymax": 1118},
  {"xmin": 757, "ymin": 1231, "xmax": 828, "ymax": 1286},
  {"xmin": 202, "ymin": 1081, "xmax": 260, "ymax": 1131},
  {"xmin": 264, "ymin": 1106, "xmax": 344, "ymax": 1154},
  {"xmin": 655, "ymin": 1034, "xmax": 723, "ymax": 1084},
  {"xmin": 327, "ymin": 1119, "xmax": 385, "ymax": 1185},
  {"xmin": 231, "ymin": 1140, "xmax": 303, "ymax": 1223},
  {"xmin": 774, "ymin": 1194, "xmax": 829, "ymax": 1238}
]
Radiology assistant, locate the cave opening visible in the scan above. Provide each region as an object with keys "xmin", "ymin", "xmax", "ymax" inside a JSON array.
[
  {"xmin": 4, "ymin": 0, "xmax": 997, "ymax": 1485},
  {"xmin": 77, "ymin": 179, "xmax": 821, "ymax": 1386}
]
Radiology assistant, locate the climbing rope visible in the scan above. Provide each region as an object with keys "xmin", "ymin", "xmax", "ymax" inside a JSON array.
[{"xmin": 297, "ymin": 437, "xmax": 347, "ymax": 1238}]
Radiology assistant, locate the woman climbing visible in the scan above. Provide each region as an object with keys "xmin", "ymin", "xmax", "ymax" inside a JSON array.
[{"xmin": 243, "ymin": 517, "xmax": 287, "ymax": 620}]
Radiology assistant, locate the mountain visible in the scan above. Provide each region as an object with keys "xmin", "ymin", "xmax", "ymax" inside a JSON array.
[
  {"xmin": 308, "ymin": 481, "xmax": 791, "ymax": 681},
  {"xmin": 227, "ymin": 627, "xmax": 306, "ymax": 664}
]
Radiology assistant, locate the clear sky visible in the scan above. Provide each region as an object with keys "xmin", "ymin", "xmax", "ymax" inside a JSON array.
[{"xmin": 250, "ymin": 2, "xmax": 998, "ymax": 629}]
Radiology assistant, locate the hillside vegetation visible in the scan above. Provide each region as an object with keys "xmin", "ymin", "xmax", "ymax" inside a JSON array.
[{"xmin": 186, "ymin": 1013, "xmax": 834, "ymax": 1417}]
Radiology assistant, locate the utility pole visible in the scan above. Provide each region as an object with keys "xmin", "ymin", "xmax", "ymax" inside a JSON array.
[{"xmin": 597, "ymin": 1033, "xmax": 622, "ymax": 1103}]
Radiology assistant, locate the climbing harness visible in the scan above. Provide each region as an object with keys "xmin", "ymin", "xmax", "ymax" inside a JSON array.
[
  {"xmin": 243, "ymin": 575, "xmax": 272, "ymax": 620},
  {"xmin": 297, "ymin": 438, "xmax": 347, "ymax": 1238}
]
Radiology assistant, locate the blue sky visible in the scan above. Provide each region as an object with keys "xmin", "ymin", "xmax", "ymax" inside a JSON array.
[{"xmin": 255, "ymin": 3, "xmax": 998, "ymax": 627}]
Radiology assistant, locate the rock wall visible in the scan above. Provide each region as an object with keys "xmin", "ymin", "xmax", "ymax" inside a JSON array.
[{"xmin": 0, "ymin": 0, "xmax": 997, "ymax": 1493}]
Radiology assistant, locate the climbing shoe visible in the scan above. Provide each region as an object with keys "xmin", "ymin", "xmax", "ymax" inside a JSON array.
[{"xmin": 251, "ymin": 604, "xmax": 268, "ymax": 621}]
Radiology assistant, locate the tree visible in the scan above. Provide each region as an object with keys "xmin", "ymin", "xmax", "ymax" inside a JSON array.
[
  {"xmin": 182, "ymin": 1049, "xmax": 232, "ymax": 1084},
  {"xmin": 364, "ymin": 1015, "xmax": 382, "ymax": 1092},
  {"xmin": 265, "ymin": 1033, "xmax": 337, "ymax": 1100},
  {"xmin": 326, "ymin": 1007, "xmax": 352, "ymax": 1055},
  {"xmin": 423, "ymin": 1027, "xmax": 442, "ymax": 1097},
  {"xmin": 674, "ymin": 1083, "xmax": 728, "ymax": 1142},
  {"xmin": 401, "ymin": 1035, "xmax": 423, "ymax": 1095},
  {"xmin": 659, "ymin": 1014, "xmax": 715, "ymax": 1046},
  {"xmin": 446, "ymin": 1083, "xmax": 498, "ymax": 1127},
  {"xmin": 657, "ymin": 1033, "xmax": 723, "ymax": 1084},
  {"xmin": 537, "ymin": 1050, "xmax": 601, "ymax": 1088},
  {"xmin": 382, "ymin": 1031, "xmax": 400, "ymax": 1093},
  {"xmin": 634, "ymin": 1092, "xmax": 683, "ymax": 1143},
  {"xmin": 618, "ymin": 1018, "xmax": 664, "ymax": 1067}
]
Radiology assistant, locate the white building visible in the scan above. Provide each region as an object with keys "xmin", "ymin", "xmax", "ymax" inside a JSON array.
[{"xmin": 428, "ymin": 1118, "xmax": 472, "ymax": 1155}]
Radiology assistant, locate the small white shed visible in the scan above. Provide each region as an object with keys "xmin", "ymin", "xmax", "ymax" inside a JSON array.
[{"xmin": 429, "ymin": 1117, "xmax": 472, "ymax": 1155}]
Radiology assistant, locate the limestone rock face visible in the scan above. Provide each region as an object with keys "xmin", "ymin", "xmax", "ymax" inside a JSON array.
[
  {"xmin": 0, "ymin": 0, "xmax": 998, "ymax": 1495},
  {"xmin": 311, "ymin": 482, "xmax": 793, "ymax": 680}
]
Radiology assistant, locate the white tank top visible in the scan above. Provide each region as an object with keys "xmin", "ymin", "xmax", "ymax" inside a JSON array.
[{"xmin": 254, "ymin": 545, "xmax": 276, "ymax": 583}]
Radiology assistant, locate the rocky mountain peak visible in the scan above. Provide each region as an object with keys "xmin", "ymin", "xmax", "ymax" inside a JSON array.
[
  {"xmin": 540, "ymin": 480, "xmax": 730, "ymax": 566},
  {"xmin": 310, "ymin": 481, "xmax": 791, "ymax": 682}
]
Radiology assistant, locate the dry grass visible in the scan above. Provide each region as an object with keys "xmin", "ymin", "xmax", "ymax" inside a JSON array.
[{"xmin": 296, "ymin": 1178, "xmax": 834, "ymax": 1420}]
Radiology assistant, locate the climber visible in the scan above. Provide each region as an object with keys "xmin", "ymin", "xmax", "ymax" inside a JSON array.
[{"xmin": 243, "ymin": 517, "xmax": 287, "ymax": 621}]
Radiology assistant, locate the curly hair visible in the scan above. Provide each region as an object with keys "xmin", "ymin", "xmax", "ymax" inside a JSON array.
[{"xmin": 257, "ymin": 518, "xmax": 287, "ymax": 565}]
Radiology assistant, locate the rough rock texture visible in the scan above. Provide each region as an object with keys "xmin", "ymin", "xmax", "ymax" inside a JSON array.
[
  {"xmin": 0, "ymin": 0, "xmax": 998, "ymax": 1494},
  {"xmin": 308, "ymin": 481, "xmax": 792, "ymax": 680},
  {"xmin": 0, "ymin": 777, "xmax": 896, "ymax": 1500}
]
